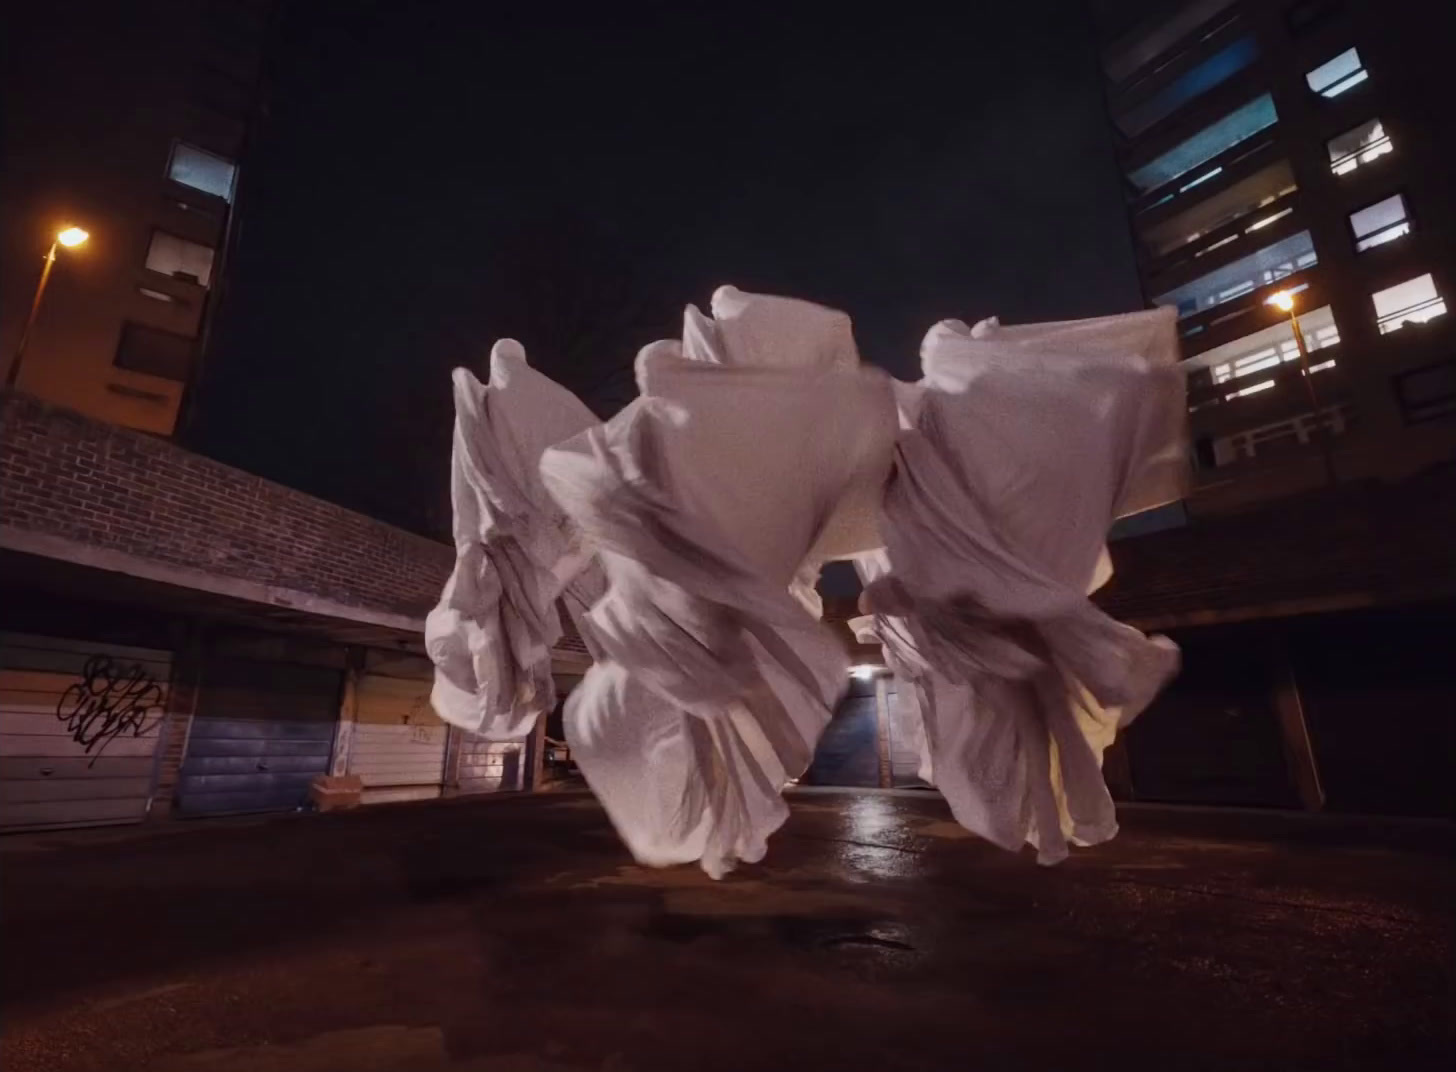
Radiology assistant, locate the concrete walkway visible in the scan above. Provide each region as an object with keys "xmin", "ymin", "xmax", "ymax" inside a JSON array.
[{"xmin": 2, "ymin": 790, "xmax": 1452, "ymax": 1071}]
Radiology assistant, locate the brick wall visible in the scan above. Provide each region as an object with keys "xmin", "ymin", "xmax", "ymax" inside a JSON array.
[
  {"xmin": 1097, "ymin": 463, "xmax": 1456, "ymax": 626},
  {"xmin": 2, "ymin": 390, "xmax": 454, "ymax": 620}
]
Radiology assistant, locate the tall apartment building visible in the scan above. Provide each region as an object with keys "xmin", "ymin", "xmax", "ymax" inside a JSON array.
[
  {"xmin": 1, "ymin": 0, "xmax": 273, "ymax": 437},
  {"xmin": 1094, "ymin": 0, "xmax": 1455, "ymax": 514}
]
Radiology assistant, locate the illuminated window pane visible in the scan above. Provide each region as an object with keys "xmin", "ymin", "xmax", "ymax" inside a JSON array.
[
  {"xmin": 1154, "ymin": 230, "xmax": 1316, "ymax": 318},
  {"xmin": 1138, "ymin": 160, "xmax": 1297, "ymax": 258},
  {"xmin": 1305, "ymin": 48, "xmax": 1368, "ymax": 98},
  {"xmin": 1373, "ymin": 274, "xmax": 1447, "ymax": 334},
  {"xmin": 1184, "ymin": 305, "xmax": 1340, "ymax": 395},
  {"xmin": 1327, "ymin": 118, "xmax": 1392, "ymax": 175},
  {"xmin": 167, "ymin": 143, "xmax": 236, "ymax": 202},
  {"xmin": 1349, "ymin": 194, "xmax": 1410, "ymax": 252},
  {"xmin": 1113, "ymin": 35, "xmax": 1260, "ymax": 137},
  {"xmin": 145, "ymin": 231, "xmax": 215, "ymax": 287},
  {"xmin": 1127, "ymin": 94, "xmax": 1278, "ymax": 193}
]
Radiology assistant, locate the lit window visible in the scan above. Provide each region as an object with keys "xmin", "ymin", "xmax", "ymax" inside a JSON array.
[
  {"xmin": 1127, "ymin": 94, "xmax": 1278, "ymax": 193},
  {"xmin": 1112, "ymin": 35, "xmax": 1260, "ymax": 137},
  {"xmin": 1305, "ymin": 48, "xmax": 1368, "ymax": 98},
  {"xmin": 1246, "ymin": 206, "xmax": 1294, "ymax": 232},
  {"xmin": 1328, "ymin": 119, "xmax": 1392, "ymax": 175},
  {"xmin": 1188, "ymin": 305, "xmax": 1341, "ymax": 397},
  {"xmin": 167, "ymin": 143, "xmax": 236, "ymax": 202},
  {"xmin": 1349, "ymin": 194, "xmax": 1410, "ymax": 251},
  {"xmin": 145, "ymin": 231, "xmax": 215, "ymax": 287},
  {"xmin": 114, "ymin": 321, "xmax": 194, "ymax": 381},
  {"xmin": 1224, "ymin": 379, "xmax": 1275, "ymax": 400},
  {"xmin": 1372, "ymin": 274, "xmax": 1447, "ymax": 334},
  {"xmin": 1138, "ymin": 160, "xmax": 1297, "ymax": 259},
  {"xmin": 1155, "ymin": 230, "xmax": 1316, "ymax": 319}
]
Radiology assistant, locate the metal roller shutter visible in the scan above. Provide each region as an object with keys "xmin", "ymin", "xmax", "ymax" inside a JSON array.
[
  {"xmin": 348, "ymin": 671, "xmax": 447, "ymax": 805},
  {"xmin": 0, "ymin": 632, "xmax": 171, "ymax": 832},
  {"xmin": 176, "ymin": 656, "xmax": 340, "ymax": 816},
  {"xmin": 457, "ymin": 735, "xmax": 527, "ymax": 794}
]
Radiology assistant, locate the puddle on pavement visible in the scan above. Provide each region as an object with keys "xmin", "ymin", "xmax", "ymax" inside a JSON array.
[{"xmin": 647, "ymin": 911, "xmax": 918, "ymax": 956}]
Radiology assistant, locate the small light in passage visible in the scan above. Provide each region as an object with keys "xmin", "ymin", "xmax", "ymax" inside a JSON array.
[{"xmin": 850, "ymin": 664, "xmax": 883, "ymax": 681}]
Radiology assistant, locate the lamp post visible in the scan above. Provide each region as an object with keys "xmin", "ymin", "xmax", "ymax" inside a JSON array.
[
  {"xmin": 7, "ymin": 226, "xmax": 89, "ymax": 389},
  {"xmin": 1266, "ymin": 288, "xmax": 1337, "ymax": 486}
]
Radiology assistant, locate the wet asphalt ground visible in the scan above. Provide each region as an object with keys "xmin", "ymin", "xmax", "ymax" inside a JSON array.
[{"xmin": 2, "ymin": 788, "xmax": 1452, "ymax": 1071}]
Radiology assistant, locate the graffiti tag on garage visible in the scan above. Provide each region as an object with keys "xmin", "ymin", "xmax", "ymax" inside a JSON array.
[{"xmin": 55, "ymin": 655, "xmax": 165, "ymax": 765}]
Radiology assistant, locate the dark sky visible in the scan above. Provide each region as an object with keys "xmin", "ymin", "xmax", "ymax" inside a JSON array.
[{"xmin": 192, "ymin": 0, "xmax": 1145, "ymax": 538}]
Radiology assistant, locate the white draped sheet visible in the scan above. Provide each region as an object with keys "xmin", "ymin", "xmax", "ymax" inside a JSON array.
[
  {"xmin": 426, "ymin": 339, "xmax": 604, "ymax": 741},
  {"xmin": 541, "ymin": 292, "xmax": 896, "ymax": 877},
  {"xmin": 854, "ymin": 309, "xmax": 1185, "ymax": 864},
  {"xmin": 427, "ymin": 288, "xmax": 1188, "ymax": 875}
]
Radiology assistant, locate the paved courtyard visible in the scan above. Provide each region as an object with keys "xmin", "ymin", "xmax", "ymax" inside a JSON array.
[{"xmin": 2, "ymin": 789, "xmax": 1452, "ymax": 1071}]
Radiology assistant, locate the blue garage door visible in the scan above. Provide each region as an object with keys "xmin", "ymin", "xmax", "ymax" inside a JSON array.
[
  {"xmin": 805, "ymin": 692, "xmax": 881, "ymax": 788},
  {"xmin": 176, "ymin": 657, "xmax": 340, "ymax": 816}
]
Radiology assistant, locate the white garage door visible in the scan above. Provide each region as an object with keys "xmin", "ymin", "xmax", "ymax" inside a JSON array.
[
  {"xmin": 1, "ymin": 633, "xmax": 171, "ymax": 832},
  {"xmin": 348, "ymin": 668, "xmax": 447, "ymax": 805}
]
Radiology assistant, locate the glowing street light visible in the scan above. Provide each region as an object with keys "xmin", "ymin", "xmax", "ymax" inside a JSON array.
[
  {"xmin": 1265, "ymin": 289, "xmax": 1337, "ymax": 485},
  {"xmin": 7, "ymin": 226, "xmax": 91, "ymax": 389}
]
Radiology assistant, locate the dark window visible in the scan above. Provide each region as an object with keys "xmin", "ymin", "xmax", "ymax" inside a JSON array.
[
  {"xmin": 114, "ymin": 322, "xmax": 194, "ymax": 381},
  {"xmin": 1394, "ymin": 361, "xmax": 1456, "ymax": 423},
  {"xmin": 1286, "ymin": 0, "xmax": 1345, "ymax": 35}
]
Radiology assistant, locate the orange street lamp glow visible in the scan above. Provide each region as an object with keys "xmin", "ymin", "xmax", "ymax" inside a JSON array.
[
  {"xmin": 6, "ymin": 224, "xmax": 92, "ymax": 388},
  {"xmin": 1265, "ymin": 287, "xmax": 1336, "ymax": 485}
]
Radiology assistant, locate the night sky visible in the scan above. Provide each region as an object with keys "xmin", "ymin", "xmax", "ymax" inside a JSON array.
[{"xmin": 192, "ymin": 0, "xmax": 1145, "ymax": 539}]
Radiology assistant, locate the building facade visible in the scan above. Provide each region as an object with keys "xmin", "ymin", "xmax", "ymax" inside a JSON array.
[
  {"xmin": 1, "ymin": 0, "xmax": 273, "ymax": 437},
  {"xmin": 1075, "ymin": 0, "xmax": 1456, "ymax": 819},
  {"xmin": 0, "ymin": 391, "xmax": 589, "ymax": 832},
  {"xmin": 1095, "ymin": 0, "xmax": 1455, "ymax": 514}
]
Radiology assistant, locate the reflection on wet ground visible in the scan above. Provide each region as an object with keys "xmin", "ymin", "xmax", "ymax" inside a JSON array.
[{"xmin": 2, "ymin": 789, "xmax": 1452, "ymax": 1071}]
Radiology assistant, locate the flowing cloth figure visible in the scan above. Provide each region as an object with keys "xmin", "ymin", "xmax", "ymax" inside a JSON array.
[
  {"xmin": 540, "ymin": 288, "xmax": 896, "ymax": 877},
  {"xmin": 854, "ymin": 308, "xmax": 1186, "ymax": 864},
  {"xmin": 426, "ymin": 339, "xmax": 604, "ymax": 742}
]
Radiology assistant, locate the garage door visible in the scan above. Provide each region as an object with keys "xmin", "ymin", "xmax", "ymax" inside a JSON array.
[
  {"xmin": 0, "ymin": 632, "xmax": 171, "ymax": 832},
  {"xmin": 175, "ymin": 656, "xmax": 340, "ymax": 816},
  {"xmin": 349, "ymin": 668, "xmax": 448, "ymax": 805},
  {"xmin": 885, "ymin": 682, "xmax": 929, "ymax": 788},
  {"xmin": 457, "ymin": 735, "xmax": 527, "ymax": 794},
  {"xmin": 804, "ymin": 686, "xmax": 881, "ymax": 788}
]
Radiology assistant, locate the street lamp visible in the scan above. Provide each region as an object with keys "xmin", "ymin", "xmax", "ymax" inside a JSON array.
[
  {"xmin": 6, "ymin": 226, "xmax": 90, "ymax": 389},
  {"xmin": 1266, "ymin": 288, "xmax": 1337, "ymax": 485}
]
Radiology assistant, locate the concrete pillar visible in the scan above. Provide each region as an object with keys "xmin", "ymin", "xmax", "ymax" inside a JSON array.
[
  {"xmin": 874, "ymin": 676, "xmax": 894, "ymax": 789},
  {"xmin": 147, "ymin": 620, "xmax": 202, "ymax": 821},
  {"xmin": 328, "ymin": 647, "xmax": 361, "ymax": 778},
  {"xmin": 1272, "ymin": 635, "xmax": 1325, "ymax": 811}
]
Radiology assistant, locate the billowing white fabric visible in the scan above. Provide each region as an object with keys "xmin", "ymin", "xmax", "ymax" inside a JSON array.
[
  {"xmin": 542, "ymin": 294, "xmax": 897, "ymax": 877},
  {"xmin": 857, "ymin": 308, "xmax": 1184, "ymax": 864},
  {"xmin": 426, "ymin": 340, "xmax": 603, "ymax": 740},
  {"xmin": 429, "ymin": 287, "xmax": 1186, "ymax": 877}
]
